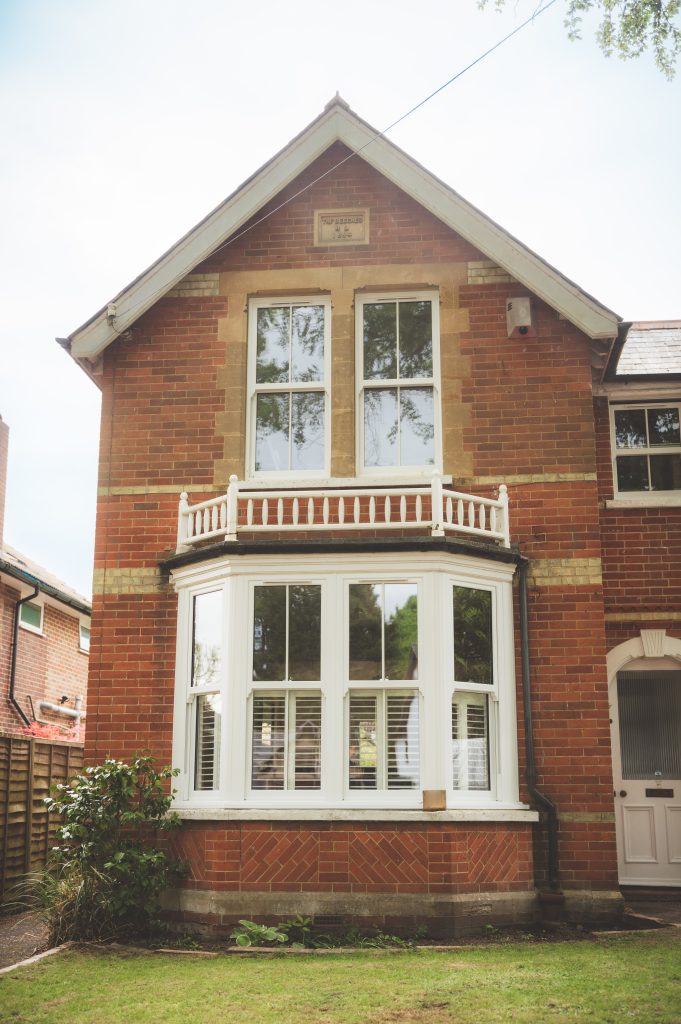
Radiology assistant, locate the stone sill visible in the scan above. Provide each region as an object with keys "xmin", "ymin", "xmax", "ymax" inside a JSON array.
[
  {"xmin": 175, "ymin": 807, "xmax": 538, "ymax": 823},
  {"xmin": 605, "ymin": 497, "xmax": 681, "ymax": 509}
]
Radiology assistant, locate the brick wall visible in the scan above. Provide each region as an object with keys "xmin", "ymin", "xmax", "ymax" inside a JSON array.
[
  {"xmin": 0, "ymin": 584, "xmax": 88, "ymax": 738},
  {"xmin": 87, "ymin": 146, "xmax": 620, "ymax": 907}
]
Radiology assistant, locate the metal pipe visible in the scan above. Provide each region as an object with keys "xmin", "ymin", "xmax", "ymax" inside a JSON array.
[
  {"xmin": 8, "ymin": 584, "xmax": 39, "ymax": 726},
  {"xmin": 518, "ymin": 559, "xmax": 560, "ymax": 890}
]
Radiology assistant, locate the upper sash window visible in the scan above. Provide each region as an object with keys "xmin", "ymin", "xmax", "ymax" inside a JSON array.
[
  {"xmin": 248, "ymin": 297, "xmax": 331, "ymax": 478},
  {"xmin": 611, "ymin": 402, "xmax": 681, "ymax": 496}
]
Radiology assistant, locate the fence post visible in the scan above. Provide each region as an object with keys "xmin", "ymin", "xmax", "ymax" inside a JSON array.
[{"xmin": 23, "ymin": 739, "xmax": 35, "ymax": 873}]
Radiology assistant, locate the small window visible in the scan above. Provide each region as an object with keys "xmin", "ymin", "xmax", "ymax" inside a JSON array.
[
  {"xmin": 79, "ymin": 624, "xmax": 91, "ymax": 653},
  {"xmin": 611, "ymin": 403, "xmax": 681, "ymax": 494},
  {"xmin": 357, "ymin": 293, "xmax": 439, "ymax": 473},
  {"xmin": 19, "ymin": 600, "xmax": 43, "ymax": 634},
  {"xmin": 248, "ymin": 298, "xmax": 330, "ymax": 476}
]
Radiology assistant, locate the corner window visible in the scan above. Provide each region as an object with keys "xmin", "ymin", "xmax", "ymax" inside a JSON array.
[
  {"xmin": 356, "ymin": 293, "xmax": 440, "ymax": 474},
  {"xmin": 79, "ymin": 624, "xmax": 91, "ymax": 653},
  {"xmin": 19, "ymin": 600, "xmax": 43, "ymax": 634},
  {"xmin": 248, "ymin": 297, "xmax": 331, "ymax": 477},
  {"xmin": 611, "ymin": 402, "xmax": 681, "ymax": 495},
  {"xmin": 191, "ymin": 590, "xmax": 224, "ymax": 791}
]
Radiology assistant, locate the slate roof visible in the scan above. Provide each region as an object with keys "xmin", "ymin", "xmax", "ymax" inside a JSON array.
[
  {"xmin": 0, "ymin": 543, "xmax": 91, "ymax": 614},
  {"xmin": 616, "ymin": 321, "xmax": 681, "ymax": 377}
]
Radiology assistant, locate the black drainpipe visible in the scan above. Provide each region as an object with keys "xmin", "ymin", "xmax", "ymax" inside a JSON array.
[
  {"xmin": 518, "ymin": 559, "xmax": 560, "ymax": 891},
  {"xmin": 8, "ymin": 584, "xmax": 39, "ymax": 726}
]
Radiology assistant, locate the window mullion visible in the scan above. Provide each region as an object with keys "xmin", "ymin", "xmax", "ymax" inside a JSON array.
[{"xmin": 286, "ymin": 693, "xmax": 294, "ymax": 790}]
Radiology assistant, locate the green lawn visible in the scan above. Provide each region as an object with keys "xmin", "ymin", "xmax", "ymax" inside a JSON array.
[{"xmin": 1, "ymin": 932, "xmax": 680, "ymax": 1024}]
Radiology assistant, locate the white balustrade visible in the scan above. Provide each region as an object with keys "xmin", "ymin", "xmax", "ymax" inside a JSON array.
[{"xmin": 176, "ymin": 474, "xmax": 510, "ymax": 551}]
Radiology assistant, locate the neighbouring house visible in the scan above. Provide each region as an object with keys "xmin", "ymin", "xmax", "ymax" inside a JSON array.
[
  {"xmin": 0, "ymin": 416, "xmax": 91, "ymax": 741},
  {"xmin": 61, "ymin": 98, "xmax": 681, "ymax": 936}
]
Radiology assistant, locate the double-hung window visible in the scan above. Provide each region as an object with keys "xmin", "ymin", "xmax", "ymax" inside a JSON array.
[
  {"xmin": 611, "ymin": 402, "xmax": 681, "ymax": 496},
  {"xmin": 248, "ymin": 297, "xmax": 331, "ymax": 477},
  {"xmin": 357, "ymin": 292, "xmax": 440, "ymax": 474},
  {"xmin": 191, "ymin": 589, "xmax": 224, "ymax": 791},
  {"xmin": 450, "ymin": 585, "xmax": 495, "ymax": 796}
]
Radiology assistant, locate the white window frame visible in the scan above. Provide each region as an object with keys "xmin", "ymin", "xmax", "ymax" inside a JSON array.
[
  {"xmin": 79, "ymin": 622, "xmax": 91, "ymax": 653},
  {"xmin": 19, "ymin": 598, "xmax": 44, "ymax": 635},
  {"xmin": 609, "ymin": 400, "xmax": 681, "ymax": 503},
  {"xmin": 246, "ymin": 295, "xmax": 332, "ymax": 480},
  {"xmin": 355, "ymin": 290, "xmax": 442, "ymax": 479},
  {"xmin": 170, "ymin": 551, "xmax": 520, "ymax": 813}
]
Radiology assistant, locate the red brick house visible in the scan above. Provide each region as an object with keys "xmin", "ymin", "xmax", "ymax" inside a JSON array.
[
  {"xmin": 62, "ymin": 98, "xmax": 680, "ymax": 935},
  {"xmin": 0, "ymin": 416, "xmax": 90, "ymax": 740}
]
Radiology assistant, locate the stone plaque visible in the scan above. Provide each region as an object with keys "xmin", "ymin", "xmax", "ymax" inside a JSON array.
[{"xmin": 314, "ymin": 208, "xmax": 369, "ymax": 246}]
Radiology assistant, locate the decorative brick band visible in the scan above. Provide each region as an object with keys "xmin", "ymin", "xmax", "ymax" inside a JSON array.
[
  {"xmin": 558, "ymin": 811, "xmax": 615, "ymax": 823},
  {"xmin": 98, "ymin": 484, "xmax": 224, "ymax": 497},
  {"xmin": 166, "ymin": 273, "xmax": 220, "ymax": 298},
  {"xmin": 605, "ymin": 611, "xmax": 681, "ymax": 622},
  {"xmin": 466, "ymin": 260, "xmax": 513, "ymax": 285},
  {"xmin": 92, "ymin": 567, "xmax": 168, "ymax": 595},
  {"xmin": 461, "ymin": 472, "xmax": 597, "ymax": 486},
  {"xmin": 529, "ymin": 558, "xmax": 603, "ymax": 588}
]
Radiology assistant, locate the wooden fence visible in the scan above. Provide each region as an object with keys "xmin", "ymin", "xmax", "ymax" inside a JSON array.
[{"xmin": 0, "ymin": 735, "xmax": 83, "ymax": 900}]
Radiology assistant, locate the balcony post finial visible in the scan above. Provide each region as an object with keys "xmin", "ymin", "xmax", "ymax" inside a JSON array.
[
  {"xmin": 498, "ymin": 483, "xmax": 510, "ymax": 547},
  {"xmin": 226, "ymin": 475, "xmax": 239, "ymax": 541},
  {"xmin": 431, "ymin": 471, "xmax": 444, "ymax": 537},
  {"xmin": 177, "ymin": 491, "xmax": 190, "ymax": 551}
]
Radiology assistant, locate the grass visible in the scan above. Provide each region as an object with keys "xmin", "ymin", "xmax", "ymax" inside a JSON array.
[{"xmin": 1, "ymin": 931, "xmax": 680, "ymax": 1023}]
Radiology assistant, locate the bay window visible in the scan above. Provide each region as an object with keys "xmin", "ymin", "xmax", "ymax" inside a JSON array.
[{"xmin": 172, "ymin": 552, "xmax": 520, "ymax": 811}]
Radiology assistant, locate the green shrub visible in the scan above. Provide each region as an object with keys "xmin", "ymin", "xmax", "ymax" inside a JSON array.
[{"xmin": 38, "ymin": 755, "xmax": 185, "ymax": 944}]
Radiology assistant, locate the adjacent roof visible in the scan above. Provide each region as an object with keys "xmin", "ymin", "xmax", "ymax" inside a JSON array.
[
  {"xmin": 615, "ymin": 321, "xmax": 681, "ymax": 378},
  {"xmin": 64, "ymin": 96, "xmax": 620, "ymax": 365},
  {"xmin": 0, "ymin": 544, "xmax": 91, "ymax": 615}
]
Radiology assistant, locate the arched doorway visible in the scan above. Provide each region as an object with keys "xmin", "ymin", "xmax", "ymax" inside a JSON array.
[{"xmin": 608, "ymin": 631, "xmax": 681, "ymax": 886}]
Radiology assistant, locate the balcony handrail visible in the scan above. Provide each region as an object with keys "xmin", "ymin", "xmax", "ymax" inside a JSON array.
[{"xmin": 177, "ymin": 474, "xmax": 510, "ymax": 551}]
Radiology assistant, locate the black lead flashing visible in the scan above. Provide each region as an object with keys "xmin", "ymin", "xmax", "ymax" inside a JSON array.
[{"xmin": 161, "ymin": 535, "xmax": 523, "ymax": 574}]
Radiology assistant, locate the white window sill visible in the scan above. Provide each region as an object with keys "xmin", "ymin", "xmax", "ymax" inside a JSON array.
[
  {"xmin": 174, "ymin": 806, "xmax": 537, "ymax": 823},
  {"xmin": 242, "ymin": 474, "xmax": 453, "ymax": 490},
  {"xmin": 19, "ymin": 623, "xmax": 43, "ymax": 636},
  {"xmin": 606, "ymin": 496, "xmax": 681, "ymax": 509}
]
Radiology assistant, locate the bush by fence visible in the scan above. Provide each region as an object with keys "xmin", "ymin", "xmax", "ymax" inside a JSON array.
[{"xmin": 0, "ymin": 734, "xmax": 83, "ymax": 900}]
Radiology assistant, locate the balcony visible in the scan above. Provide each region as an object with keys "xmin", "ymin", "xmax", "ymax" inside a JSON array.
[{"xmin": 176, "ymin": 475, "xmax": 510, "ymax": 552}]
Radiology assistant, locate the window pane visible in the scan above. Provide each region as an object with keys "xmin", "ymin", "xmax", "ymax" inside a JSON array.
[
  {"xmin": 291, "ymin": 392, "xmax": 325, "ymax": 471},
  {"xmin": 647, "ymin": 407, "xmax": 680, "ymax": 447},
  {"xmin": 384, "ymin": 583, "xmax": 418, "ymax": 680},
  {"xmin": 292, "ymin": 694, "xmax": 322, "ymax": 790},
  {"xmin": 364, "ymin": 388, "xmax": 398, "ymax": 467},
  {"xmin": 289, "ymin": 585, "xmax": 321, "ymax": 680},
  {"xmin": 256, "ymin": 306, "xmax": 289, "ymax": 384},
  {"xmin": 452, "ymin": 694, "xmax": 490, "ymax": 791},
  {"xmin": 617, "ymin": 672, "xmax": 681, "ymax": 779},
  {"xmin": 192, "ymin": 591, "xmax": 222, "ymax": 688},
  {"xmin": 399, "ymin": 301, "xmax": 432, "ymax": 379},
  {"xmin": 253, "ymin": 586, "xmax": 286, "ymax": 681},
  {"xmin": 79, "ymin": 625, "xmax": 91, "ymax": 652},
  {"xmin": 386, "ymin": 693, "xmax": 420, "ymax": 789},
  {"xmin": 453, "ymin": 586, "xmax": 493, "ymax": 685},
  {"xmin": 251, "ymin": 695, "xmax": 286, "ymax": 789},
  {"xmin": 400, "ymin": 388, "xmax": 434, "ymax": 466},
  {"xmin": 195, "ymin": 693, "xmax": 221, "ymax": 790},
  {"xmin": 616, "ymin": 455, "xmax": 649, "ymax": 492},
  {"xmin": 349, "ymin": 584, "xmax": 382, "ymax": 680},
  {"xmin": 255, "ymin": 393, "xmax": 290, "ymax": 471},
  {"xmin": 349, "ymin": 695, "xmax": 377, "ymax": 789},
  {"xmin": 20, "ymin": 601, "xmax": 42, "ymax": 630},
  {"xmin": 291, "ymin": 305, "xmax": 324, "ymax": 383},
  {"xmin": 614, "ymin": 409, "xmax": 646, "ymax": 448},
  {"xmin": 363, "ymin": 302, "xmax": 397, "ymax": 380},
  {"xmin": 650, "ymin": 454, "xmax": 681, "ymax": 490}
]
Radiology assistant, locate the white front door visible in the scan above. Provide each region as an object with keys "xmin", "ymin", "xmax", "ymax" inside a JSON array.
[{"xmin": 611, "ymin": 662, "xmax": 681, "ymax": 886}]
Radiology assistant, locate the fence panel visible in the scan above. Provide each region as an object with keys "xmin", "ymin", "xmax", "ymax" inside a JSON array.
[{"xmin": 0, "ymin": 735, "xmax": 83, "ymax": 899}]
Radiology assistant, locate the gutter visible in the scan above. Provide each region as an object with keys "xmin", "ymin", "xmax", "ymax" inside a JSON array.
[
  {"xmin": 0, "ymin": 557, "xmax": 91, "ymax": 616},
  {"xmin": 8, "ymin": 584, "xmax": 39, "ymax": 726},
  {"xmin": 518, "ymin": 559, "xmax": 560, "ymax": 891}
]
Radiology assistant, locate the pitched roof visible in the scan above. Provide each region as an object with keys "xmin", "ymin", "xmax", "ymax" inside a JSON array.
[
  {"xmin": 64, "ymin": 96, "xmax": 620, "ymax": 364},
  {"xmin": 615, "ymin": 321, "xmax": 681, "ymax": 378},
  {"xmin": 0, "ymin": 543, "xmax": 91, "ymax": 614}
]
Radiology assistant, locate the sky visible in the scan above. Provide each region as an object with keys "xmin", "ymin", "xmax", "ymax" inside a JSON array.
[{"xmin": 0, "ymin": 0, "xmax": 679, "ymax": 599}]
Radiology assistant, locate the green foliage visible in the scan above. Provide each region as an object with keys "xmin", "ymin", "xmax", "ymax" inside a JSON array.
[
  {"xmin": 229, "ymin": 920, "xmax": 289, "ymax": 946},
  {"xmin": 38, "ymin": 755, "xmax": 185, "ymax": 944},
  {"xmin": 479, "ymin": 0, "xmax": 681, "ymax": 78}
]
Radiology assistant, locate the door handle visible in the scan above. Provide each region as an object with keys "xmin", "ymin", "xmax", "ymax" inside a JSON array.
[{"xmin": 619, "ymin": 790, "xmax": 627, "ymax": 798}]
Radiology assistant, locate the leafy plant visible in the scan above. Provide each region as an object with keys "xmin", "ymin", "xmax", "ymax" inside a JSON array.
[
  {"xmin": 37, "ymin": 755, "xmax": 185, "ymax": 944},
  {"xmin": 280, "ymin": 914, "xmax": 314, "ymax": 947},
  {"xmin": 230, "ymin": 920, "xmax": 289, "ymax": 947}
]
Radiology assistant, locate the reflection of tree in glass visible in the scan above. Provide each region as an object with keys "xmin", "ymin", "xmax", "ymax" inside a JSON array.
[
  {"xmin": 349, "ymin": 584, "xmax": 382, "ymax": 680},
  {"xmin": 291, "ymin": 392, "xmax": 325, "ymax": 468},
  {"xmin": 256, "ymin": 307, "xmax": 289, "ymax": 384},
  {"xmin": 193, "ymin": 643, "xmax": 221, "ymax": 688},
  {"xmin": 253, "ymin": 585, "xmax": 321, "ymax": 681},
  {"xmin": 291, "ymin": 305, "xmax": 325, "ymax": 383},
  {"xmin": 400, "ymin": 391, "xmax": 434, "ymax": 444},
  {"xmin": 648, "ymin": 408, "xmax": 680, "ymax": 445},
  {"xmin": 385, "ymin": 595, "xmax": 418, "ymax": 680},
  {"xmin": 615, "ymin": 409, "xmax": 646, "ymax": 449},
  {"xmin": 363, "ymin": 303, "xmax": 397, "ymax": 380},
  {"xmin": 453, "ymin": 587, "xmax": 492, "ymax": 685}
]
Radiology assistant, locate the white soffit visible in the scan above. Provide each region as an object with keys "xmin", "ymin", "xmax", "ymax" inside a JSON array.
[{"xmin": 68, "ymin": 100, "xmax": 619, "ymax": 359}]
